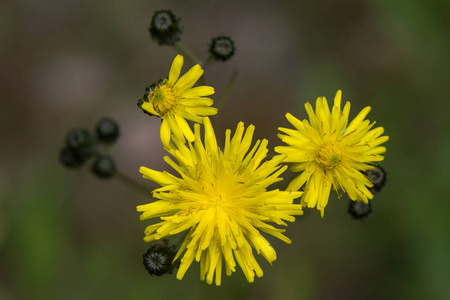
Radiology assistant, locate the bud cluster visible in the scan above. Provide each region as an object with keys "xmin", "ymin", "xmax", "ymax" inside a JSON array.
[{"xmin": 59, "ymin": 117, "xmax": 120, "ymax": 179}]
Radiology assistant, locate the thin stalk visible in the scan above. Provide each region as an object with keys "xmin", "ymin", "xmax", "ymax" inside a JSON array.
[
  {"xmin": 173, "ymin": 41, "xmax": 202, "ymax": 66},
  {"xmin": 202, "ymin": 55, "xmax": 215, "ymax": 70},
  {"xmin": 216, "ymin": 69, "xmax": 238, "ymax": 112},
  {"xmin": 174, "ymin": 41, "xmax": 206, "ymax": 85},
  {"xmin": 115, "ymin": 169, "xmax": 150, "ymax": 196}
]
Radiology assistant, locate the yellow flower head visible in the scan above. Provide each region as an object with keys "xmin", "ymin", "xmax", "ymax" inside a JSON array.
[
  {"xmin": 275, "ymin": 90, "xmax": 389, "ymax": 217},
  {"xmin": 138, "ymin": 55, "xmax": 217, "ymax": 147},
  {"xmin": 137, "ymin": 117, "xmax": 303, "ymax": 285}
]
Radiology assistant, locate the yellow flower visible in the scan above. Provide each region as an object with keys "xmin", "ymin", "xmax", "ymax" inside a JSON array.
[
  {"xmin": 137, "ymin": 117, "xmax": 303, "ymax": 285},
  {"xmin": 275, "ymin": 90, "xmax": 389, "ymax": 217},
  {"xmin": 138, "ymin": 55, "xmax": 217, "ymax": 147}
]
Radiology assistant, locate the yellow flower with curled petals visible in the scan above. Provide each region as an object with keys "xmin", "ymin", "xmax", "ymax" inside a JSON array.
[
  {"xmin": 276, "ymin": 90, "xmax": 389, "ymax": 217},
  {"xmin": 138, "ymin": 55, "xmax": 217, "ymax": 147},
  {"xmin": 137, "ymin": 117, "xmax": 303, "ymax": 285}
]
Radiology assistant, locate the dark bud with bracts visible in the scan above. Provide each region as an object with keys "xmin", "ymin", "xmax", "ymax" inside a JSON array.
[
  {"xmin": 209, "ymin": 35, "xmax": 235, "ymax": 62},
  {"xmin": 95, "ymin": 117, "xmax": 120, "ymax": 145},
  {"xmin": 143, "ymin": 243, "xmax": 180, "ymax": 276},
  {"xmin": 348, "ymin": 200, "xmax": 373, "ymax": 221},
  {"xmin": 59, "ymin": 147, "xmax": 84, "ymax": 168},
  {"xmin": 365, "ymin": 166, "xmax": 387, "ymax": 193},
  {"xmin": 60, "ymin": 128, "xmax": 97, "ymax": 168},
  {"xmin": 91, "ymin": 155, "xmax": 116, "ymax": 179},
  {"xmin": 149, "ymin": 10, "xmax": 183, "ymax": 46}
]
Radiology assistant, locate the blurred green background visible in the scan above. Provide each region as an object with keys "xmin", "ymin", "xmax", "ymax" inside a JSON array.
[{"xmin": 1, "ymin": 0, "xmax": 449, "ymax": 299}]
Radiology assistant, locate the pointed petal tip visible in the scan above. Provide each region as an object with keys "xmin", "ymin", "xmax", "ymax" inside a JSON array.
[
  {"xmin": 172, "ymin": 54, "xmax": 184, "ymax": 67},
  {"xmin": 139, "ymin": 166, "xmax": 149, "ymax": 173}
]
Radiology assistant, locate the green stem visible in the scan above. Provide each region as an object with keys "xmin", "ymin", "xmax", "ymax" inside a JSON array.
[
  {"xmin": 102, "ymin": 143, "xmax": 114, "ymax": 156},
  {"xmin": 115, "ymin": 169, "xmax": 150, "ymax": 196},
  {"xmin": 202, "ymin": 55, "xmax": 215, "ymax": 70},
  {"xmin": 173, "ymin": 41, "xmax": 202, "ymax": 66},
  {"xmin": 216, "ymin": 70, "xmax": 238, "ymax": 112}
]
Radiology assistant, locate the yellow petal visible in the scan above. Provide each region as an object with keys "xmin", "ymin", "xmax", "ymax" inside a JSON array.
[
  {"xmin": 185, "ymin": 106, "xmax": 218, "ymax": 116},
  {"xmin": 175, "ymin": 65, "xmax": 204, "ymax": 93},
  {"xmin": 139, "ymin": 166, "xmax": 173, "ymax": 186},
  {"xmin": 141, "ymin": 101, "xmax": 160, "ymax": 116},
  {"xmin": 285, "ymin": 113, "xmax": 305, "ymax": 131},
  {"xmin": 346, "ymin": 106, "xmax": 371, "ymax": 135},
  {"xmin": 160, "ymin": 118, "xmax": 171, "ymax": 148},
  {"xmin": 168, "ymin": 55, "xmax": 183, "ymax": 84},
  {"xmin": 179, "ymin": 97, "xmax": 214, "ymax": 107},
  {"xmin": 203, "ymin": 117, "xmax": 218, "ymax": 159},
  {"xmin": 334, "ymin": 90, "xmax": 342, "ymax": 109},
  {"xmin": 174, "ymin": 113, "xmax": 195, "ymax": 142},
  {"xmin": 166, "ymin": 113, "xmax": 185, "ymax": 144},
  {"xmin": 177, "ymin": 108, "xmax": 203, "ymax": 123},
  {"xmin": 181, "ymin": 86, "xmax": 215, "ymax": 98}
]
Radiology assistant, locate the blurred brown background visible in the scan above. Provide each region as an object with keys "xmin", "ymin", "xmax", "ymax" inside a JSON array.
[{"xmin": 1, "ymin": 0, "xmax": 449, "ymax": 299}]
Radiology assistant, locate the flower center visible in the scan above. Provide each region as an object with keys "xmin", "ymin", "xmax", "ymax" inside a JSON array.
[
  {"xmin": 150, "ymin": 84, "xmax": 177, "ymax": 115},
  {"xmin": 317, "ymin": 144, "xmax": 342, "ymax": 169},
  {"xmin": 214, "ymin": 195, "xmax": 224, "ymax": 207}
]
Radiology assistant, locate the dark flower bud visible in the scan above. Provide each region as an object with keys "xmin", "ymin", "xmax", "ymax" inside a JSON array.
[
  {"xmin": 348, "ymin": 200, "xmax": 373, "ymax": 221},
  {"xmin": 91, "ymin": 155, "xmax": 116, "ymax": 179},
  {"xmin": 149, "ymin": 10, "xmax": 183, "ymax": 46},
  {"xmin": 365, "ymin": 166, "xmax": 387, "ymax": 193},
  {"xmin": 59, "ymin": 147, "xmax": 84, "ymax": 168},
  {"xmin": 143, "ymin": 243, "xmax": 179, "ymax": 276},
  {"xmin": 65, "ymin": 128, "xmax": 97, "ymax": 160},
  {"xmin": 96, "ymin": 117, "xmax": 120, "ymax": 144},
  {"xmin": 209, "ymin": 35, "xmax": 235, "ymax": 62}
]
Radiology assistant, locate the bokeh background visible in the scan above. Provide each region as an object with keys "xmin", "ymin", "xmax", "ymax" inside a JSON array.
[{"xmin": 1, "ymin": 0, "xmax": 449, "ymax": 299}]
